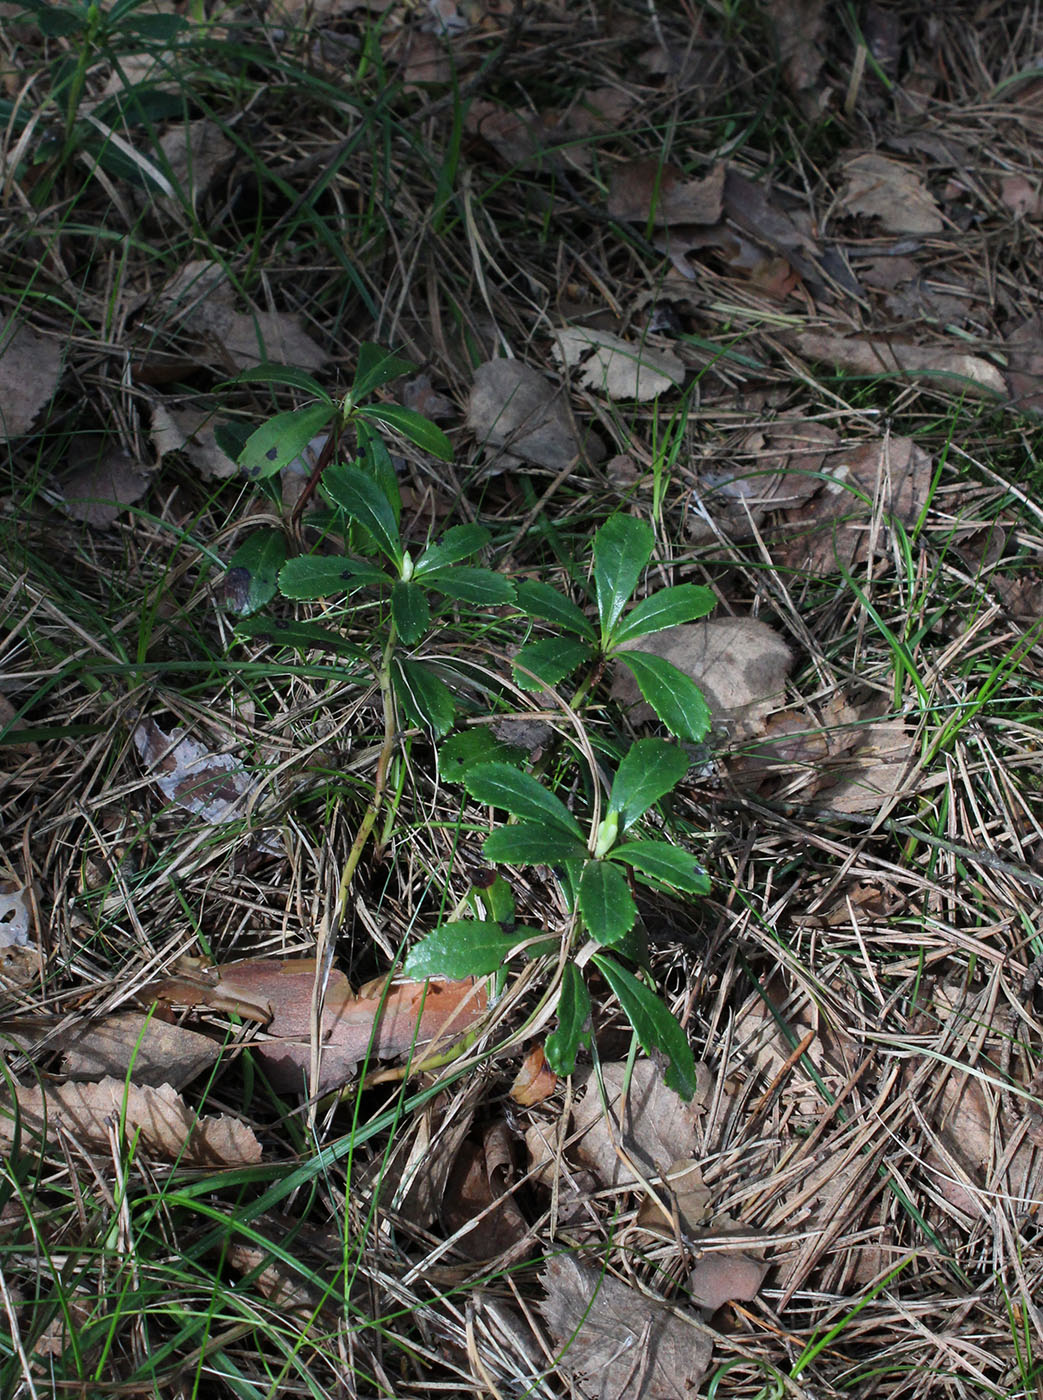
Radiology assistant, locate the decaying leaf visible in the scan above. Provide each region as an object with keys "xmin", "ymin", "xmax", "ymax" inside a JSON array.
[
  {"xmin": 510, "ymin": 1044, "xmax": 558, "ymax": 1106},
  {"xmin": 688, "ymin": 1252, "xmax": 768, "ymax": 1312},
  {"xmin": 160, "ymin": 260, "xmax": 326, "ymax": 372},
  {"xmin": 442, "ymin": 1118, "xmax": 528, "ymax": 1259},
  {"xmin": 0, "ymin": 318, "xmax": 62, "ymax": 441},
  {"xmin": 612, "ymin": 618, "xmax": 793, "ymax": 741},
  {"xmin": 146, "ymin": 957, "xmax": 487, "ymax": 1094},
  {"xmin": 1004, "ymin": 314, "xmax": 1043, "ymax": 414},
  {"xmin": 151, "ymin": 401, "xmax": 239, "ymax": 480},
  {"xmin": 0, "ymin": 883, "xmax": 31, "ymax": 949},
  {"xmin": 540, "ymin": 1255, "xmax": 713, "ymax": 1399},
  {"xmin": 156, "ymin": 119, "xmax": 234, "ymax": 213},
  {"xmin": 59, "ymin": 450, "xmax": 149, "ymax": 529},
  {"xmin": 813, "ymin": 716, "xmax": 914, "ymax": 813},
  {"xmin": 607, "ymin": 159, "xmax": 724, "ymax": 227},
  {"xmin": 552, "ymin": 327, "xmax": 685, "ymax": 401},
  {"xmin": 0, "ymin": 1076, "xmax": 262, "ymax": 1166},
  {"xmin": 635, "ymin": 1159, "xmax": 712, "ymax": 1236},
  {"xmin": 791, "ymin": 330, "xmax": 1004, "ymax": 399},
  {"xmin": 765, "ymin": 0, "xmax": 827, "ymax": 96},
  {"xmin": 467, "ymin": 359, "xmax": 602, "ymax": 471},
  {"xmin": 58, "ymin": 1012, "xmax": 222, "ymax": 1089},
  {"xmin": 133, "ymin": 717, "xmax": 269, "ymax": 829},
  {"xmin": 839, "ymin": 153, "xmax": 943, "ymax": 235}
]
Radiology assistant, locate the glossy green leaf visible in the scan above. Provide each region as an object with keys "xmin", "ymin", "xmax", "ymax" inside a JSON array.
[
  {"xmin": 615, "ymin": 651, "xmax": 712, "ymax": 742},
  {"xmin": 608, "ymin": 841, "xmax": 710, "ymax": 894},
  {"xmin": 420, "ymin": 567, "xmax": 515, "ymax": 606},
  {"xmin": 356, "ymin": 403, "xmax": 453, "ymax": 462},
  {"xmin": 610, "ymin": 584, "xmax": 717, "ymax": 646},
  {"xmin": 356, "ymin": 420, "xmax": 402, "ymax": 527},
  {"xmin": 224, "ymin": 529, "xmax": 286, "ymax": 616},
  {"xmin": 515, "ymin": 580, "xmax": 597, "ymax": 641},
  {"xmin": 512, "ymin": 638, "xmax": 593, "ymax": 692},
  {"xmin": 238, "ymin": 403, "xmax": 335, "ymax": 481},
  {"xmin": 403, "ymin": 921, "xmax": 518, "ymax": 980},
  {"xmin": 591, "ymin": 954, "xmax": 698, "ymax": 1100},
  {"xmin": 278, "ymin": 555, "xmax": 387, "ymax": 600},
  {"xmin": 225, "ymin": 364, "xmax": 332, "ymax": 401},
  {"xmin": 414, "ymin": 524, "xmax": 491, "ymax": 573},
  {"xmin": 483, "ymin": 823, "xmax": 588, "ymax": 865},
  {"xmin": 463, "ymin": 762, "xmax": 583, "ymax": 838},
  {"xmin": 545, "ymin": 964, "xmax": 592, "ymax": 1076},
  {"xmin": 608, "ymin": 738, "xmax": 688, "ymax": 829},
  {"xmin": 593, "ymin": 515, "xmax": 653, "ymax": 637},
  {"xmin": 579, "ymin": 861, "xmax": 636, "ymax": 945},
  {"xmin": 322, "ymin": 461, "xmax": 402, "ymax": 567},
  {"xmin": 233, "ymin": 617, "xmax": 366, "ymax": 659},
  {"xmin": 439, "ymin": 730, "xmax": 525, "ymax": 782},
  {"xmin": 468, "ymin": 872, "xmax": 516, "ymax": 926},
  {"xmin": 393, "ymin": 659, "xmax": 455, "ymax": 736},
  {"xmin": 351, "ymin": 343, "xmax": 415, "ymax": 400},
  {"xmin": 392, "ymin": 580, "xmax": 430, "ymax": 645}
]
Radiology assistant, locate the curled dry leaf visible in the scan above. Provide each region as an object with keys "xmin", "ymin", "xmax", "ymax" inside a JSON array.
[
  {"xmin": 0, "ymin": 1076, "xmax": 261, "ymax": 1166},
  {"xmin": 510, "ymin": 1043, "xmax": 558, "ymax": 1106},
  {"xmin": 839, "ymin": 153, "xmax": 943, "ymax": 235},
  {"xmin": 612, "ymin": 617, "xmax": 793, "ymax": 741},
  {"xmin": 467, "ymin": 359, "xmax": 602, "ymax": 471},
  {"xmin": 59, "ymin": 450, "xmax": 149, "ymax": 529},
  {"xmin": 442, "ymin": 1118, "xmax": 528, "ymax": 1259},
  {"xmin": 160, "ymin": 260, "xmax": 325, "ymax": 373},
  {"xmin": 552, "ymin": 326, "xmax": 685, "ymax": 401},
  {"xmin": 0, "ymin": 318, "xmax": 62, "ymax": 442},
  {"xmin": 540, "ymin": 1255, "xmax": 713, "ymax": 1400},
  {"xmin": 146, "ymin": 957, "xmax": 487, "ymax": 1094}
]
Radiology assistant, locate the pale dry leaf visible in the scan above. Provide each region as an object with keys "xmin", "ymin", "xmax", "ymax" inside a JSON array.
[
  {"xmin": 227, "ymin": 1244, "xmax": 318, "ymax": 1317},
  {"xmin": 1004, "ymin": 314, "xmax": 1043, "ymax": 414},
  {"xmin": 688, "ymin": 1253, "xmax": 768, "ymax": 1312},
  {"xmin": 59, "ymin": 1012, "xmax": 221, "ymax": 1089},
  {"xmin": 612, "ymin": 618, "xmax": 793, "ymax": 741},
  {"xmin": 468, "ymin": 359, "xmax": 602, "ymax": 471},
  {"xmin": 133, "ymin": 717, "xmax": 263, "ymax": 826},
  {"xmin": 839, "ymin": 153, "xmax": 943, "ymax": 235},
  {"xmin": 607, "ymin": 159, "xmax": 724, "ymax": 226},
  {"xmin": 59, "ymin": 450, "xmax": 149, "ymax": 529},
  {"xmin": 812, "ymin": 717, "xmax": 914, "ymax": 813},
  {"xmin": 157, "ymin": 119, "xmax": 234, "ymax": 211},
  {"xmin": 0, "ymin": 1076, "xmax": 262, "ymax": 1166},
  {"xmin": 636, "ymin": 1158, "xmax": 712, "ymax": 1237},
  {"xmin": 150, "ymin": 401, "xmax": 239, "ymax": 480},
  {"xmin": 1000, "ymin": 174, "xmax": 1041, "ymax": 218},
  {"xmin": 552, "ymin": 327, "xmax": 685, "ymax": 401},
  {"xmin": 160, "ymin": 260, "xmax": 325, "ymax": 372},
  {"xmin": 792, "ymin": 331, "xmax": 1004, "ymax": 399},
  {"xmin": 771, "ymin": 433, "xmax": 933, "ymax": 574},
  {"xmin": 540, "ymin": 1255, "xmax": 713, "ymax": 1400},
  {"xmin": 0, "ymin": 883, "xmax": 30, "ymax": 949},
  {"xmin": 766, "ymin": 0, "xmax": 827, "ymax": 95},
  {"xmin": 0, "ymin": 319, "xmax": 62, "ymax": 441},
  {"xmin": 464, "ymin": 100, "xmax": 550, "ymax": 169}
]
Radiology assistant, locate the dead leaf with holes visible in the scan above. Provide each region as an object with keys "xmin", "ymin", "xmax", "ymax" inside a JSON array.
[
  {"xmin": 552, "ymin": 327, "xmax": 685, "ymax": 401},
  {"xmin": 467, "ymin": 359, "xmax": 602, "ymax": 472},
  {"xmin": 0, "ymin": 318, "xmax": 62, "ymax": 442},
  {"xmin": 0, "ymin": 883, "xmax": 31, "ymax": 950},
  {"xmin": 159, "ymin": 260, "xmax": 326, "ymax": 372},
  {"xmin": 540, "ymin": 1255, "xmax": 713, "ymax": 1400},
  {"xmin": 58, "ymin": 450, "xmax": 149, "ymax": 529},
  {"xmin": 612, "ymin": 617, "xmax": 793, "ymax": 742},
  {"xmin": 839, "ymin": 153, "xmax": 943, "ymax": 235},
  {"xmin": 145, "ymin": 957, "xmax": 488, "ymax": 1095},
  {"xmin": 0, "ymin": 1076, "xmax": 261, "ymax": 1166}
]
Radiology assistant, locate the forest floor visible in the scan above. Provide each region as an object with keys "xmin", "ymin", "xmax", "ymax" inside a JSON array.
[{"xmin": 4, "ymin": 1, "xmax": 1043, "ymax": 1397}]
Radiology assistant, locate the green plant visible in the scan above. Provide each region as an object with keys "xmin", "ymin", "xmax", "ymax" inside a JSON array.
[{"xmin": 233, "ymin": 348, "xmax": 716, "ymax": 1098}]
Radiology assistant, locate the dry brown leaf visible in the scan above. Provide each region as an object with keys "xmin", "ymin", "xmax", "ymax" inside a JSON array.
[
  {"xmin": 0, "ymin": 319, "xmax": 62, "ymax": 441},
  {"xmin": 442, "ymin": 1118, "xmax": 528, "ymax": 1259},
  {"xmin": 771, "ymin": 434, "xmax": 932, "ymax": 574},
  {"xmin": 688, "ymin": 1253, "xmax": 768, "ymax": 1312},
  {"xmin": 1004, "ymin": 314, "xmax": 1043, "ymax": 414},
  {"xmin": 636, "ymin": 1158, "xmax": 712, "ymax": 1237},
  {"xmin": 839, "ymin": 153, "xmax": 943, "ymax": 234},
  {"xmin": 58, "ymin": 1012, "xmax": 221, "ymax": 1089},
  {"xmin": 467, "ymin": 359, "xmax": 602, "ymax": 471},
  {"xmin": 540, "ymin": 1255, "xmax": 713, "ymax": 1400},
  {"xmin": 812, "ymin": 716, "xmax": 914, "ymax": 813},
  {"xmin": 147, "ymin": 957, "xmax": 488, "ymax": 1094},
  {"xmin": 613, "ymin": 618, "xmax": 793, "ymax": 741},
  {"xmin": 151, "ymin": 401, "xmax": 239, "ymax": 480},
  {"xmin": 464, "ymin": 100, "xmax": 551, "ymax": 170},
  {"xmin": 510, "ymin": 1044, "xmax": 558, "ymax": 1106},
  {"xmin": 766, "ymin": 0, "xmax": 827, "ymax": 95},
  {"xmin": 156, "ymin": 120, "xmax": 233, "ymax": 212},
  {"xmin": 791, "ymin": 330, "xmax": 1004, "ymax": 399},
  {"xmin": 552, "ymin": 327, "xmax": 685, "ymax": 401},
  {"xmin": 59, "ymin": 450, "xmax": 149, "ymax": 528},
  {"xmin": 607, "ymin": 159, "xmax": 724, "ymax": 226},
  {"xmin": 0, "ymin": 1076, "xmax": 261, "ymax": 1166},
  {"xmin": 1000, "ymin": 174, "xmax": 1042, "ymax": 218},
  {"xmin": 133, "ymin": 717, "xmax": 273, "ymax": 837},
  {"xmin": 160, "ymin": 260, "xmax": 325, "ymax": 373}
]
